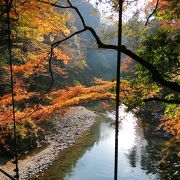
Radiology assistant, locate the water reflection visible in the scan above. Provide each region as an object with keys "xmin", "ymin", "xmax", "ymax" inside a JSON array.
[
  {"xmin": 37, "ymin": 119, "xmax": 102, "ymax": 180},
  {"xmin": 107, "ymin": 106, "xmax": 139, "ymax": 152},
  {"xmin": 39, "ymin": 105, "xmax": 161, "ymax": 180},
  {"xmin": 128, "ymin": 147, "xmax": 137, "ymax": 168}
]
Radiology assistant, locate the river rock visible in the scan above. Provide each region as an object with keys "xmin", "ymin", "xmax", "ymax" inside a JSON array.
[{"xmin": 0, "ymin": 106, "xmax": 97, "ymax": 180}]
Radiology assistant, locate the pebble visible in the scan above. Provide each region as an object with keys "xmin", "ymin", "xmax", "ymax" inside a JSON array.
[{"xmin": 15, "ymin": 106, "xmax": 96, "ymax": 180}]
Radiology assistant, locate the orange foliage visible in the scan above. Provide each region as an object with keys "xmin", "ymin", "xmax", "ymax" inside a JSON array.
[
  {"xmin": 53, "ymin": 48, "xmax": 71, "ymax": 64},
  {"xmin": 146, "ymin": 0, "xmax": 179, "ymax": 29},
  {"xmin": 100, "ymin": 101, "xmax": 111, "ymax": 111},
  {"xmin": 3, "ymin": 49, "xmax": 70, "ymax": 78},
  {"xmin": 15, "ymin": 0, "xmax": 69, "ymax": 38},
  {"xmin": 0, "ymin": 79, "xmax": 115, "ymax": 124},
  {"xmin": 121, "ymin": 56, "xmax": 134, "ymax": 73},
  {"xmin": 2, "ymin": 0, "xmax": 71, "ymax": 78},
  {"xmin": 0, "ymin": 0, "xmax": 72, "ymax": 126},
  {"xmin": 3, "ymin": 53, "xmax": 48, "ymax": 77},
  {"xmin": 0, "ymin": 71, "xmax": 161, "ymax": 129},
  {"xmin": 0, "ymin": 0, "xmax": 74, "ymax": 129},
  {"xmin": 159, "ymin": 111, "xmax": 180, "ymax": 140}
]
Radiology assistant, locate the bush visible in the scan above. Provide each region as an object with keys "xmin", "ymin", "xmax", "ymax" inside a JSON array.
[{"xmin": 0, "ymin": 119, "xmax": 45, "ymax": 157}]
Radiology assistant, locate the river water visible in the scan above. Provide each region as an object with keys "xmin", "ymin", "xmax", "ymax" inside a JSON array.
[{"xmin": 38, "ymin": 105, "xmax": 163, "ymax": 180}]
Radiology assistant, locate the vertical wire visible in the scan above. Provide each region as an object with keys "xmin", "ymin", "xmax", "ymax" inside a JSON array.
[
  {"xmin": 114, "ymin": 0, "xmax": 123, "ymax": 180},
  {"xmin": 6, "ymin": 0, "xmax": 19, "ymax": 179}
]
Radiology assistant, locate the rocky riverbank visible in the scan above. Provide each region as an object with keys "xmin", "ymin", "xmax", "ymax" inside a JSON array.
[{"xmin": 0, "ymin": 106, "xmax": 97, "ymax": 180}]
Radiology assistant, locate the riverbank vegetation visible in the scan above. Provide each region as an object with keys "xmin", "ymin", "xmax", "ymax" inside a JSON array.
[{"xmin": 0, "ymin": 0, "xmax": 179, "ymax": 179}]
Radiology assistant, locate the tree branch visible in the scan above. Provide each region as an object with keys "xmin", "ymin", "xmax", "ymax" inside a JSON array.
[
  {"xmin": 143, "ymin": 97, "xmax": 180, "ymax": 104},
  {"xmin": 145, "ymin": 0, "xmax": 159, "ymax": 26},
  {"xmin": 120, "ymin": 46, "xmax": 180, "ymax": 92},
  {"xmin": 39, "ymin": 0, "xmax": 180, "ymax": 93},
  {"xmin": 0, "ymin": 168, "xmax": 16, "ymax": 180}
]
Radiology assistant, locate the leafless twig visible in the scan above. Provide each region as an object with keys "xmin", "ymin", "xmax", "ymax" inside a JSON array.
[{"xmin": 145, "ymin": 0, "xmax": 159, "ymax": 26}]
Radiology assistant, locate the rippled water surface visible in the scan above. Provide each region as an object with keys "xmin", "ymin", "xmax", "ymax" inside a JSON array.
[{"xmin": 39, "ymin": 106, "xmax": 162, "ymax": 180}]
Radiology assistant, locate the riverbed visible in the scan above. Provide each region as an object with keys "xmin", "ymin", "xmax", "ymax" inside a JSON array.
[
  {"xmin": 37, "ymin": 105, "xmax": 163, "ymax": 180},
  {"xmin": 0, "ymin": 106, "xmax": 97, "ymax": 180}
]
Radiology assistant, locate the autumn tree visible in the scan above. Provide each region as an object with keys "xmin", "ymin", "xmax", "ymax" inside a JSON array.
[{"xmin": 0, "ymin": 0, "xmax": 118, "ymax": 155}]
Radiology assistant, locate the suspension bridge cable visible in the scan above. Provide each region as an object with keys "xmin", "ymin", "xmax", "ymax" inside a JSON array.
[
  {"xmin": 6, "ymin": 0, "xmax": 19, "ymax": 179},
  {"xmin": 114, "ymin": 0, "xmax": 123, "ymax": 180}
]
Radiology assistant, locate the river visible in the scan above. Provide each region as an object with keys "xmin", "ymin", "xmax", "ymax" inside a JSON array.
[{"xmin": 37, "ymin": 105, "xmax": 164, "ymax": 180}]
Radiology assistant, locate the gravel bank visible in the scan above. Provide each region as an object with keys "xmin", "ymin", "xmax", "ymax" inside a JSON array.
[{"xmin": 0, "ymin": 106, "xmax": 97, "ymax": 180}]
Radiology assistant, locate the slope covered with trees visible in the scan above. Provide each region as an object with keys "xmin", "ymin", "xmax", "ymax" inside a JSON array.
[{"xmin": 0, "ymin": 0, "xmax": 115, "ymax": 155}]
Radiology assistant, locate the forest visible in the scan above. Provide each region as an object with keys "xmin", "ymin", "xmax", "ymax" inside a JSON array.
[{"xmin": 0, "ymin": 0, "xmax": 179, "ymax": 180}]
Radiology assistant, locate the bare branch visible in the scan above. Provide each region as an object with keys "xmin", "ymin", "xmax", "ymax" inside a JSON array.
[
  {"xmin": 120, "ymin": 46, "xmax": 180, "ymax": 93},
  {"xmin": 38, "ymin": 0, "xmax": 87, "ymax": 27},
  {"xmin": 145, "ymin": 0, "xmax": 159, "ymax": 26},
  {"xmin": 39, "ymin": 0, "xmax": 180, "ymax": 93},
  {"xmin": 85, "ymin": 30, "xmax": 180, "ymax": 92},
  {"xmin": 47, "ymin": 28, "xmax": 87, "ymax": 89}
]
